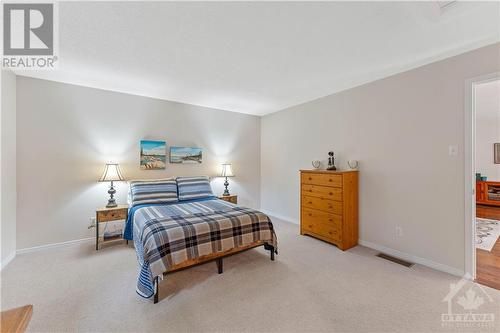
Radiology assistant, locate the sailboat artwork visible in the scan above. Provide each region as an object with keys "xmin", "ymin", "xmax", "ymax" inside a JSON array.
[{"xmin": 140, "ymin": 140, "xmax": 167, "ymax": 170}]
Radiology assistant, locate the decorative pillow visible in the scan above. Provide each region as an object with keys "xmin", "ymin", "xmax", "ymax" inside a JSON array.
[
  {"xmin": 128, "ymin": 178, "xmax": 178, "ymax": 206},
  {"xmin": 176, "ymin": 176, "xmax": 214, "ymax": 201}
]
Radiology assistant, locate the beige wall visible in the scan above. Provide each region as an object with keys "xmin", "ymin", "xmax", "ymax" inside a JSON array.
[
  {"xmin": 1, "ymin": 70, "xmax": 17, "ymax": 268},
  {"xmin": 475, "ymin": 79, "xmax": 500, "ymax": 181},
  {"xmin": 16, "ymin": 77, "xmax": 261, "ymax": 249},
  {"xmin": 261, "ymin": 43, "xmax": 500, "ymax": 274}
]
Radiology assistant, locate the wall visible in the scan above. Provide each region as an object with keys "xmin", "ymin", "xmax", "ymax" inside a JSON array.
[
  {"xmin": 261, "ymin": 43, "xmax": 500, "ymax": 274},
  {"xmin": 1, "ymin": 70, "xmax": 17, "ymax": 268},
  {"xmin": 16, "ymin": 77, "xmax": 261, "ymax": 249},
  {"xmin": 475, "ymin": 79, "xmax": 500, "ymax": 181}
]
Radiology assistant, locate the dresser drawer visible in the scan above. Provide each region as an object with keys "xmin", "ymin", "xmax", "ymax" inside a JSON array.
[
  {"xmin": 302, "ymin": 184, "xmax": 342, "ymax": 201},
  {"xmin": 302, "ymin": 207, "xmax": 342, "ymax": 228},
  {"xmin": 302, "ymin": 195, "xmax": 343, "ymax": 215},
  {"xmin": 301, "ymin": 208, "xmax": 342, "ymax": 241},
  {"xmin": 301, "ymin": 173, "xmax": 342, "ymax": 187},
  {"xmin": 97, "ymin": 208, "xmax": 128, "ymax": 222}
]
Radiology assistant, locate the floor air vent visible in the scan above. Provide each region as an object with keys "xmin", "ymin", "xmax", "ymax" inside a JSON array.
[{"xmin": 376, "ymin": 253, "xmax": 414, "ymax": 268}]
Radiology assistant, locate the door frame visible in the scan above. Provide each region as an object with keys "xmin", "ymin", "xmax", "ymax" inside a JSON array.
[{"xmin": 464, "ymin": 71, "xmax": 500, "ymax": 280}]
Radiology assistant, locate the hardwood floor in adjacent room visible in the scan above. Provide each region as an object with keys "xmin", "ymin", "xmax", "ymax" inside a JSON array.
[{"xmin": 476, "ymin": 205, "xmax": 500, "ymax": 290}]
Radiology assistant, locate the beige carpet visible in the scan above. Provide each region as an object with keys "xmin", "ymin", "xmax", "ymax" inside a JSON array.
[{"xmin": 1, "ymin": 218, "xmax": 499, "ymax": 332}]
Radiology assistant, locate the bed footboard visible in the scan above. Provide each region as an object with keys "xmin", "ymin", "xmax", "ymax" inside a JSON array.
[{"xmin": 153, "ymin": 241, "xmax": 275, "ymax": 304}]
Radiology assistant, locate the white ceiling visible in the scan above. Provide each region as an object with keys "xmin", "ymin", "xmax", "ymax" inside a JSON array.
[{"xmin": 16, "ymin": 1, "xmax": 500, "ymax": 116}]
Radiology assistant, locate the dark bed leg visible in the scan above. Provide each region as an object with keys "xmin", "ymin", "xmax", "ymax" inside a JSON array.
[
  {"xmin": 153, "ymin": 276, "xmax": 159, "ymax": 304},
  {"xmin": 216, "ymin": 258, "xmax": 223, "ymax": 274},
  {"xmin": 264, "ymin": 243, "xmax": 276, "ymax": 261}
]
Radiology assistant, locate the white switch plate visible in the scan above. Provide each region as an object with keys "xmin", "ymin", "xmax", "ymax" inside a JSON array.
[
  {"xmin": 448, "ymin": 145, "xmax": 458, "ymax": 156},
  {"xmin": 396, "ymin": 225, "xmax": 403, "ymax": 237}
]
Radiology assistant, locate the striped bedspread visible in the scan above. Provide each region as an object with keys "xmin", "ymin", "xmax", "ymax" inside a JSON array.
[{"xmin": 128, "ymin": 198, "xmax": 277, "ymax": 298}]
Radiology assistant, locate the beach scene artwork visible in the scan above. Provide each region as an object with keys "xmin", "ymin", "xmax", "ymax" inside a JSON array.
[
  {"xmin": 170, "ymin": 147, "xmax": 202, "ymax": 164},
  {"xmin": 140, "ymin": 140, "xmax": 166, "ymax": 170}
]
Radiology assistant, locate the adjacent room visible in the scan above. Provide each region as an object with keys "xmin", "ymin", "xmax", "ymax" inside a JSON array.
[
  {"xmin": 475, "ymin": 78, "xmax": 500, "ymax": 290},
  {"xmin": 1, "ymin": 1, "xmax": 499, "ymax": 332}
]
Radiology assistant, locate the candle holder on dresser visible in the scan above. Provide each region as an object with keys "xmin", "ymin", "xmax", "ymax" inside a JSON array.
[{"xmin": 326, "ymin": 151, "xmax": 336, "ymax": 170}]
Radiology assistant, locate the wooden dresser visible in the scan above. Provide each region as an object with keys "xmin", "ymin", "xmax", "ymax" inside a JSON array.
[
  {"xmin": 300, "ymin": 170, "xmax": 358, "ymax": 250},
  {"xmin": 476, "ymin": 181, "xmax": 500, "ymax": 206}
]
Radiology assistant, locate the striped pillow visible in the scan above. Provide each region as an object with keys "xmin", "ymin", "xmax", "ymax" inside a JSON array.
[
  {"xmin": 176, "ymin": 176, "xmax": 214, "ymax": 201},
  {"xmin": 129, "ymin": 178, "xmax": 178, "ymax": 206}
]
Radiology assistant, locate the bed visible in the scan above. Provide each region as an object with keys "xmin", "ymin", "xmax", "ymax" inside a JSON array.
[{"xmin": 123, "ymin": 190, "xmax": 277, "ymax": 303}]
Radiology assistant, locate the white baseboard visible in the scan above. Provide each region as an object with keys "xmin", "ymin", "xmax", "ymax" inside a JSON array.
[
  {"xmin": 359, "ymin": 239, "xmax": 465, "ymax": 277},
  {"xmin": 261, "ymin": 211, "xmax": 465, "ymax": 278},
  {"xmin": 11, "ymin": 219, "xmax": 466, "ymax": 280},
  {"xmin": 0, "ymin": 251, "xmax": 16, "ymax": 270},
  {"xmin": 260, "ymin": 209, "xmax": 299, "ymax": 225},
  {"xmin": 17, "ymin": 237, "xmax": 94, "ymax": 255}
]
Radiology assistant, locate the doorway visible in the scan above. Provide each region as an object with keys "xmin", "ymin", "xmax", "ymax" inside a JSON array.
[{"xmin": 465, "ymin": 73, "xmax": 500, "ymax": 290}]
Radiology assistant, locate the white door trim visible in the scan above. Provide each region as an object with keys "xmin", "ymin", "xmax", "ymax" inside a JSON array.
[{"xmin": 464, "ymin": 71, "xmax": 500, "ymax": 280}]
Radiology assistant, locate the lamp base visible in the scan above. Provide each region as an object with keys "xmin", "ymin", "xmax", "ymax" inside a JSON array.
[
  {"xmin": 223, "ymin": 177, "xmax": 230, "ymax": 196},
  {"xmin": 106, "ymin": 181, "xmax": 117, "ymax": 208},
  {"xmin": 106, "ymin": 201, "xmax": 117, "ymax": 208}
]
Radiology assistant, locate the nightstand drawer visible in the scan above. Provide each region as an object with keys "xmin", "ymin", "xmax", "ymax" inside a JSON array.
[
  {"xmin": 97, "ymin": 208, "xmax": 127, "ymax": 222},
  {"xmin": 218, "ymin": 195, "xmax": 237, "ymax": 204}
]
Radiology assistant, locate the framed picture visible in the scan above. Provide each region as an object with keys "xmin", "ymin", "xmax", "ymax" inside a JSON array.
[
  {"xmin": 170, "ymin": 147, "xmax": 202, "ymax": 164},
  {"xmin": 495, "ymin": 143, "xmax": 500, "ymax": 164},
  {"xmin": 140, "ymin": 140, "xmax": 166, "ymax": 170}
]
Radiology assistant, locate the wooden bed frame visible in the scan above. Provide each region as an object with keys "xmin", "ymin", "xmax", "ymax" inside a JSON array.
[{"xmin": 153, "ymin": 241, "xmax": 276, "ymax": 303}]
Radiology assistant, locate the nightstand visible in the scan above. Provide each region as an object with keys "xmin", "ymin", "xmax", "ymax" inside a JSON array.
[
  {"xmin": 218, "ymin": 195, "xmax": 237, "ymax": 204},
  {"xmin": 95, "ymin": 205, "xmax": 128, "ymax": 250}
]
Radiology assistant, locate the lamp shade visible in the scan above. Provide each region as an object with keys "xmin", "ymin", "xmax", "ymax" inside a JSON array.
[
  {"xmin": 220, "ymin": 163, "xmax": 234, "ymax": 177},
  {"xmin": 99, "ymin": 163, "xmax": 124, "ymax": 182}
]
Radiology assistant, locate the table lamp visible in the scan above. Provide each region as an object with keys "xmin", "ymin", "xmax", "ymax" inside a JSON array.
[
  {"xmin": 220, "ymin": 163, "xmax": 234, "ymax": 196},
  {"xmin": 99, "ymin": 163, "xmax": 125, "ymax": 207}
]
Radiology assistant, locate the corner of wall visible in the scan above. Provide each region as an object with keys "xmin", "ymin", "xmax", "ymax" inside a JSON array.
[
  {"xmin": 1, "ymin": 69, "xmax": 17, "ymax": 269},
  {"xmin": 0, "ymin": 251, "xmax": 16, "ymax": 271},
  {"xmin": 260, "ymin": 209, "xmax": 299, "ymax": 225}
]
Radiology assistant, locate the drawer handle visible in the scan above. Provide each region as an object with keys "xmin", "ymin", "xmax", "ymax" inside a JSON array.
[
  {"xmin": 111, "ymin": 214, "xmax": 115, "ymax": 217},
  {"xmin": 329, "ymin": 219, "xmax": 333, "ymax": 222},
  {"xmin": 308, "ymin": 202, "xmax": 312, "ymax": 204},
  {"xmin": 328, "ymin": 231, "xmax": 332, "ymax": 235},
  {"xmin": 308, "ymin": 225, "xmax": 312, "ymax": 228},
  {"xmin": 309, "ymin": 189, "xmax": 312, "ymax": 192},
  {"xmin": 328, "ymin": 205, "xmax": 332, "ymax": 209},
  {"xmin": 329, "ymin": 179, "xmax": 332, "ymax": 182},
  {"xmin": 308, "ymin": 213, "xmax": 312, "ymax": 217},
  {"xmin": 308, "ymin": 177, "xmax": 312, "ymax": 180},
  {"xmin": 329, "ymin": 192, "xmax": 333, "ymax": 195}
]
